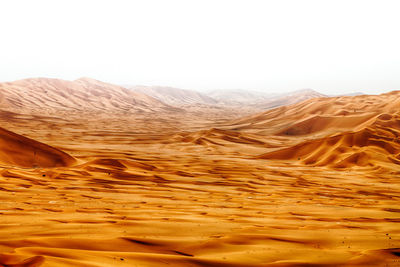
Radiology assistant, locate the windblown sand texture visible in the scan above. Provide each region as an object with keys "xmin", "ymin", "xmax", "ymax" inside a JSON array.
[{"xmin": 0, "ymin": 78, "xmax": 398, "ymax": 266}]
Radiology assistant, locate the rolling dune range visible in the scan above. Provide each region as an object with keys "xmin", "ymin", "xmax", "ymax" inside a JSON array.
[{"xmin": 0, "ymin": 79, "xmax": 399, "ymax": 266}]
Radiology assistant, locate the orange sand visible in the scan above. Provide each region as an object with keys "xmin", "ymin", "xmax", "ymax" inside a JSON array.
[{"xmin": 0, "ymin": 80, "xmax": 399, "ymax": 266}]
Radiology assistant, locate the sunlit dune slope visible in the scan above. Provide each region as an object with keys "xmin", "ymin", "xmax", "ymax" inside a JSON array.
[
  {"xmin": 275, "ymin": 114, "xmax": 376, "ymax": 136},
  {"xmin": 210, "ymin": 90, "xmax": 400, "ymax": 168},
  {"xmin": 258, "ymin": 106, "xmax": 400, "ymax": 168},
  {"xmin": 0, "ymin": 126, "xmax": 75, "ymax": 167},
  {"xmin": 230, "ymin": 90, "xmax": 400, "ymax": 136},
  {"xmin": 0, "ymin": 77, "xmax": 175, "ymax": 114}
]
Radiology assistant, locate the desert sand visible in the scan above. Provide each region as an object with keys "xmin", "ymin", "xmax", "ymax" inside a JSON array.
[{"xmin": 0, "ymin": 79, "xmax": 399, "ymax": 266}]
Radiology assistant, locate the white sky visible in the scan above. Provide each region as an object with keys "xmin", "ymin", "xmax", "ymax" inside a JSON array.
[{"xmin": 0, "ymin": 0, "xmax": 399, "ymax": 95}]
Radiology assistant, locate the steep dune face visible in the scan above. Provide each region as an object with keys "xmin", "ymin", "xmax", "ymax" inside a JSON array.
[
  {"xmin": 0, "ymin": 77, "xmax": 173, "ymax": 114},
  {"xmin": 0, "ymin": 126, "xmax": 75, "ymax": 167}
]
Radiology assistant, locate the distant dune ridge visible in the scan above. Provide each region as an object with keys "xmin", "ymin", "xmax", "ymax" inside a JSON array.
[
  {"xmin": 128, "ymin": 85, "xmax": 218, "ymax": 106},
  {"xmin": 208, "ymin": 89, "xmax": 278, "ymax": 104},
  {"xmin": 0, "ymin": 77, "xmax": 174, "ymax": 115},
  {"xmin": 0, "ymin": 77, "xmax": 332, "ymax": 115},
  {"xmin": 255, "ymin": 89, "xmax": 327, "ymax": 110},
  {"xmin": 127, "ymin": 85, "xmax": 328, "ymax": 111},
  {"xmin": 208, "ymin": 88, "xmax": 326, "ymax": 109}
]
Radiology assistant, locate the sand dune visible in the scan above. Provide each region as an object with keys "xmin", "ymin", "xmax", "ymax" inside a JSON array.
[
  {"xmin": 171, "ymin": 128, "xmax": 267, "ymax": 146},
  {"xmin": 0, "ymin": 126, "xmax": 75, "ymax": 168},
  {"xmin": 230, "ymin": 90, "xmax": 400, "ymax": 135},
  {"xmin": 255, "ymin": 89, "xmax": 327, "ymax": 110},
  {"xmin": 253, "ymin": 94, "xmax": 400, "ymax": 169},
  {"xmin": 129, "ymin": 85, "xmax": 218, "ymax": 106},
  {"xmin": 275, "ymin": 114, "xmax": 376, "ymax": 136},
  {"xmin": 207, "ymin": 89, "xmax": 277, "ymax": 105},
  {"xmin": 0, "ymin": 81, "xmax": 399, "ymax": 266},
  {"xmin": 259, "ymin": 126, "xmax": 400, "ymax": 168},
  {"xmin": 0, "ymin": 77, "xmax": 175, "ymax": 115},
  {"xmin": 0, "ymin": 78, "xmax": 267, "ymax": 120},
  {"xmin": 208, "ymin": 88, "xmax": 326, "ymax": 110}
]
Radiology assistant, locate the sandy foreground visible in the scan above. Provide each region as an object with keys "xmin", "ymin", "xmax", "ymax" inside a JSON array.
[{"xmin": 0, "ymin": 106, "xmax": 399, "ymax": 267}]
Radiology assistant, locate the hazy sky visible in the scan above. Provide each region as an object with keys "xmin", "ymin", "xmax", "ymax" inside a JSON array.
[{"xmin": 1, "ymin": 0, "xmax": 399, "ymax": 95}]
